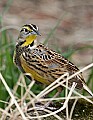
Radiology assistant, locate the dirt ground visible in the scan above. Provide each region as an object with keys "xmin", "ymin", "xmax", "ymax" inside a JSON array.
[{"xmin": 0, "ymin": 0, "xmax": 93, "ymax": 78}]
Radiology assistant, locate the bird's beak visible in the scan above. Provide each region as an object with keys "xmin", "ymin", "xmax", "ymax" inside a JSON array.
[
  {"xmin": 36, "ymin": 31, "xmax": 41, "ymax": 36},
  {"xmin": 31, "ymin": 31, "xmax": 41, "ymax": 36}
]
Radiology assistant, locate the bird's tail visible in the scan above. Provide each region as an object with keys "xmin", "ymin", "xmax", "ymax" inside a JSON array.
[{"xmin": 83, "ymin": 83, "xmax": 93, "ymax": 97}]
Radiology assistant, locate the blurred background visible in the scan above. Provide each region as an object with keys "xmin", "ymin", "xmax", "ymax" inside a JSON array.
[{"xmin": 0, "ymin": 0, "xmax": 93, "ymax": 108}]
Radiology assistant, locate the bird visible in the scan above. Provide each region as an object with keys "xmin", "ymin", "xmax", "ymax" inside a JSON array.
[{"xmin": 13, "ymin": 24, "xmax": 92, "ymax": 98}]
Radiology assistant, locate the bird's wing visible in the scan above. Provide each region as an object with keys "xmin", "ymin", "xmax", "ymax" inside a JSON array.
[{"xmin": 21, "ymin": 44, "xmax": 85, "ymax": 88}]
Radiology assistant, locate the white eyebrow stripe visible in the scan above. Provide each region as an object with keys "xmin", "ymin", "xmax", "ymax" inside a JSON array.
[{"xmin": 29, "ymin": 24, "xmax": 38, "ymax": 31}]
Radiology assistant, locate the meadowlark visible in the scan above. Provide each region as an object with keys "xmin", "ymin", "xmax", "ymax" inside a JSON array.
[{"xmin": 13, "ymin": 24, "xmax": 87, "ymax": 96}]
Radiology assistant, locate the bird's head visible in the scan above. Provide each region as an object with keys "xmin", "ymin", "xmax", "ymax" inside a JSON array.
[{"xmin": 17, "ymin": 24, "xmax": 40, "ymax": 47}]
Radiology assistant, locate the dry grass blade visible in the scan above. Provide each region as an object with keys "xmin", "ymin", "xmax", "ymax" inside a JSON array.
[
  {"xmin": 21, "ymin": 80, "xmax": 36, "ymax": 102},
  {"xmin": 65, "ymin": 74, "xmax": 69, "ymax": 119},
  {"xmin": 69, "ymin": 98, "xmax": 78, "ymax": 119},
  {"xmin": 0, "ymin": 62, "xmax": 93, "ymax": 119},
  {"xmin": 59, "ymin": 82, "xmax": 93, "ymax": 104},
  {"xmin": 0, "ymin": 73, "xmax": 27, "ymax": 120},
  {"xmin": 27, "ymin": 73, "xmax": 69, "ymax": 107},
  {"xmin": 38, "ymin": 96, "xmax": 92, "ymax": 102},
  {"xmin": 28, "ymin": 82, "xmax": 77, "ymax": 119},
  {"xmin": 36, "ymin": 73, "xmax": 69, "ymax": 99},
  {"xmin": 0, "ymin": 108, "xmax": 11, "ymax": 118},
  {"xmin": 31, "ymin": 63, "xmax": 93, "ymax": 105}
]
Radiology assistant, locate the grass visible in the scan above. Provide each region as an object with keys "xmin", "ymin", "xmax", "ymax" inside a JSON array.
[
  {"xmin": 0, "ymin": 22, "xmax": 93, "ymax": 109},
  {"xmin": 0, "ymin": 64, "xmax": 93, "ymax": 119},
  {"xmin": 0, "ymin": 15, "xmax": 93, "ymax": 108},
  {"xmin": 0, "ymin": 29, "xmax": 20, "ymax": 108}
]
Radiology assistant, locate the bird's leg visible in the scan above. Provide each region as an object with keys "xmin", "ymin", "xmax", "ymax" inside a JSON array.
[
  {"xmin": 44, "ymin": 87, "xmax": 63, "ymax": 108},
  {"xmin": 34, "ymin": 87, "xmax": 63, "ymax": 111}
]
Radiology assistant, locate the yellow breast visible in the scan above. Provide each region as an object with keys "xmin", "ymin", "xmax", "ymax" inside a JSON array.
[{"xmin": 20, "ymin": 55, "xmax": 51, "ymax": 85}]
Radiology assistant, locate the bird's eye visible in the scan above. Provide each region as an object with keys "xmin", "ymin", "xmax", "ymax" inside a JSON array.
[{"xmin": 24, "ymin": 29, "xmax": 28, "ymax": 32}]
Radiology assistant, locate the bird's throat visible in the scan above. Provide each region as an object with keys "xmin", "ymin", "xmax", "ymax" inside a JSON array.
[{"xmin": 21, "ymin": 35, "xmax": 37, "ymax": 47}]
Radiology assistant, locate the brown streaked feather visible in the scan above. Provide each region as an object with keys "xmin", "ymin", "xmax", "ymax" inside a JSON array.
[{"xmin": 21, "ymin": 44, "xmax": 84, "ymax": 89}]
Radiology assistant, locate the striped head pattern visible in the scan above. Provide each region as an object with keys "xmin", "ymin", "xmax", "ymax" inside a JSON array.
[{"xmin": 17, "ymin": 24, "xmax": 40, "ymax": 47}]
